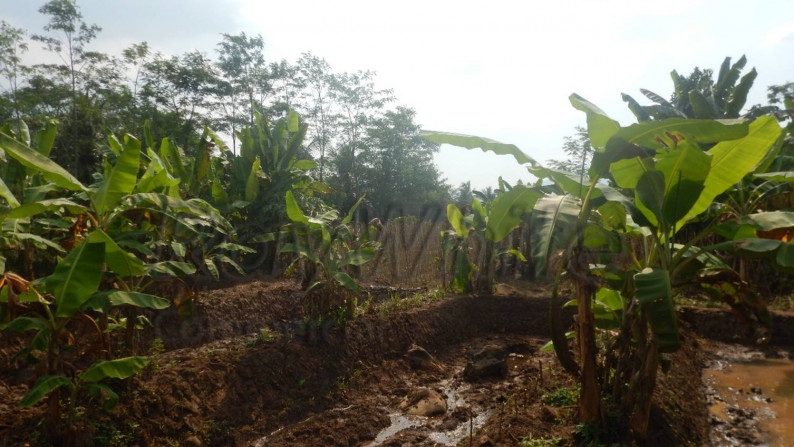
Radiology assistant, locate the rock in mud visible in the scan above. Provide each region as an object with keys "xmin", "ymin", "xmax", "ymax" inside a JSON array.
[
  {"xmin": 464, "ymin": 344, "xmax": 508, "ymax": 381},
  {"xmin": 406, "ymin": 344, "xmax": 444, "ymax": 373},
  {"xmin": 400, "ymin": 388, "xmax": 447, "ymax": 416}
]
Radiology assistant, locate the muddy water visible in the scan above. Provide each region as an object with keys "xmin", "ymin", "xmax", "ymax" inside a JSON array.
[
  {"xmin": 365, "ymin": 377, "xmax": 491, "ymax": 447},
  {"xmin": 705, "ymin": 358, "xmax": 794, "ymax": 446}
]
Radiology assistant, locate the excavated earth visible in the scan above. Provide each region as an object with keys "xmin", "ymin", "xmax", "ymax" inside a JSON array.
[{"xmin": 1, "ymin": 280, "xmax": 793, "ymax": 446}]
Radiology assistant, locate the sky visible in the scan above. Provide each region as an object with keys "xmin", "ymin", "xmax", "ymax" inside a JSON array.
[{"xmin": 3, "ymin": 0, "xmax": 794, "ymax": 190}]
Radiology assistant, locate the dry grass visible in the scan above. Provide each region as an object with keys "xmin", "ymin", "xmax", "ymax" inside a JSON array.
[
  {"xmin": 361, "ymin": 217, "xmax": 531, "ymax": 288},
  {"xmin": 362, "ymin": 216, "xmax": 446, "ymax": 286}
]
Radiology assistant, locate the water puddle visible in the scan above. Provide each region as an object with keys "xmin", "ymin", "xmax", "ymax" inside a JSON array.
[
  {"xmin": 705, "ymin": 358, "xmax": 794, "ymax": 446},
  {"xmin": 366, "ymin": 378, "xmax": 491, "ymax": 446},
  {"xmin": 367, "ymin": 413, "xmax": 422, "ymax": 445},
  {"xmin": 426, "ymin": 411, "xmax": 491, "ymax": 445}
]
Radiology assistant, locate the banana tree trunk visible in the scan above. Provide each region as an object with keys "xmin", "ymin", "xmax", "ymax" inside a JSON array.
[
  {"xmin": 475, "ymin": 239, "xmax": 494, "ymax": 295},
  {"xmin": 577, "ymin": 279, "xmax": 602, "ymax": 423},
  {"xmin": 629, "ymin": 339, "xmax": 660, "ymax": 438}
]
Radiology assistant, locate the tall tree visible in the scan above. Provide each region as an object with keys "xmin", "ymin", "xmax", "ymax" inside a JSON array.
[
  {"xmin": 547, "ymin": 126, "xmax": 592, "ymax": 179},
  {"xmin": 31, "ymin": 0, "xmax": 104, "ymax": 182},
  {"xmin": 358, "ymin": 106, "xmax": 447, "ymax": 216},
  {"xmin": 267, "ymin": 59, "xmax": 302, "ymax": 117},
  {"xmin": 296, "ymin": 53, "xmax": 336, "ymax": 181},
  {"xmin": 0, "ymin": 21, "xmax": 30, "ymax": 123},
  {"xmin": 140, "ymin": 50, "xmax": 220, "ymax": 152},
  {"xmin": 32, "ymin": 0, "xmax": 101, "ymax": 114},
  {"xmin": 216, "ymin": 32, "xmax": 268, "ymax": 153},
  {"xmin": 121, "ymin": 41, "xmax": 151, "ymax": 120},
  {"xmin": 331, "ymin": 70, "xmax": 393, "ymax": 203}
]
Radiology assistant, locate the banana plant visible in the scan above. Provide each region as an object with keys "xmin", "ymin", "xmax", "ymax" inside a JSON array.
[
  {"xmin": 269, "ymin": 190, "xmax": 381, "ymax": 319},
  {"xmin": 442, "ymin": 184, "xmax": 540, "ymax": 294},
  {"xmin": 0, "ymin": 121, "xmax": 73, "ymax": 275},
  {"xmin": 622, "ymin": 55, "xmax": 757, "ymax": 121},
  {"xmin": 0, "ymin": 123, "xmax": 235, "ymax": 356},
  {"xmin": 556, "ymin": 94, "xmax": 782, "ymax": 436},
  {"xmin": 423, "ymin": 100, "xmax": 784, "ymax": 437},
  {"xmin": 209, "ymin": 110, "xmax": 322, "ymax": 223},
  {"xmin": 0, "ymin": 241, "xmax": 167, "ymax": 441}
]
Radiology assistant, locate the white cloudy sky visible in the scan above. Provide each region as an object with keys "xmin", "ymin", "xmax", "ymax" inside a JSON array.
[{"xmin": 3, "ymin": 0, "xmax": 794, "ymax": 189}]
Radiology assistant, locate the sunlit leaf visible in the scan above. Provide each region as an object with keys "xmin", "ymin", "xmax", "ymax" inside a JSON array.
[{"xmin": 421, "ymin": 130, "xmax": 536, "ymax": 165}]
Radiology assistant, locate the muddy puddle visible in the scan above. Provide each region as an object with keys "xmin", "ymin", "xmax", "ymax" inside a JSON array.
[
  {"xmin": 705, "ymin": 355, "xmax": 794, "ymax": 446},
  {"xmin": 365, "ymin": 376, "xmax": 492, "ymax": 447}
]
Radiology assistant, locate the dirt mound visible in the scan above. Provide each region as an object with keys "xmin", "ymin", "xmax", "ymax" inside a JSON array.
[{"xmin": 147, "ymin": 280, "xmax": 304, "ymax": 350}]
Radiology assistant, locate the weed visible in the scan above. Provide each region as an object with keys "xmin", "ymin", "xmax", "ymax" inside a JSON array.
[
  {"xmin": 573, "ymin": 410, "xmax": 624, "ymax": 446},
  {"xmin": 258, "ymin": 325, "xmax": 282, "ymax": 343},
  {"xmin": 541, "ymin": 387, "xmax": 578, "ymax": 407},
  {"xmin": 519, "ymin": 437, "xmax": 565, "ymax": 447},
  {"xmin": 376, "ymin": 287, "xmax": 445, "ymax": 316},
  {"xmin": 93, "ymin": 421, "xmax": 138, "ymax": 447},
  {"xmin": 146, "ymin": 338, "xmax": 165, "ymax": 371},
  {"xmin": 197, "ymin": 348, "xmax": 216, "ymax": 359}
]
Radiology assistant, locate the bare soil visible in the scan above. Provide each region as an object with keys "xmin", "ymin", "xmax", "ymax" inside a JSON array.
[{"xmin": 2, "ymin": 282, "xmax": 793, "ymax": 446}]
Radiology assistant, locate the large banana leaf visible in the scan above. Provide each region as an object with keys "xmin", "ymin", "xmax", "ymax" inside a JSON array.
[
  {"xmin": 19, "ymin": 375, "xmax": 73, "ymax": 407},
  {"xmin": 342, "ymin": 195, "xmax": 365, "ymax": 225},
  {"xmin": 688, "ymin": 91, "xmax": 716, "ymax": 119},
  {"xmin": 144, "ymin": 260, "xmax": 196, "ymax": 278},
  {"xmin": 677, "ymin": 116, "xmax": 782, "ymax": 226},
  {"xmin": 46, "ymin": 242, "xmax": 105, "ymax": 318},
  {"xmin": 285, "ymin": 190, "xmax": 309, "ymax": 224},
  {"xmin": 34, "ymin": 120, "xmax": 57, "ymax": 157},
  {"xmin": 530, "ymin": 195, "xmax": 580, "ymax": 277},
  {"xmin": 86, "ymin": 229, "xmax": 145, "ymax": 277},
  {"xmin": 245, "ymin": 157, "xmax": 263, "ymax": 202},
  {"xmin": 726, "ymin": 68, "xmax": 757, "ymax": 118},
  {"xmin": 136, "ymin": 149, "xmax": 180, "ymax": 194},
  {"xmin": 2, "ymin": 198, "xmax": 86, "ymax": 219},
  {"xmin": 79, "ymin": 357, "xmax": 149, "ymax": 383},
  {"xmin": 610, "ymin": 157, "xmax": 660, "ymax": 227},
  {"xmin": 484, "ymin": 185, "xmax": 542, "ymax": 242},
  {"xmin": 93, "ymin": 136, "xmax": 141, "ymax": 215},
  {"xmin": 633, "ymin": 268, "xmax": 679, "ymax": 353},
  {"xmin": 655, "ymin": 143, "xmax": 711, "ymax": 227},
  {"xmin": 446, "ymin": 204, "xmax": 468, "ymax": 238},
  {"xmin": 611, "ymin": 118, "xmax": 747, "ymax": 150},
  {"xmin": 339, "ymin": 247, "xmax": 378, "ymax": 267},
  {"xmin": 158, "ymin": 137, "xmax": 187, "ymax": 182},
  {"xmin": 0, "ymin": 177, "xmax": 19, "ymax": 208},
  {"xmin": 741, "ymin": 211, "xmax": 794, "ymax": 231},
  {"xmin": 82, "ymin": 290, "xmax": 170, "ymax": 313},
  {"xmin": 621, "ymin": 93, "xmax": 652, "ymax": 122},
  {"xmin": 570, "ymin": 94, "xmax": 620, "ymax": 147},
  {"xmin": 0, "ymin": 131, "xmax": 86, "ymax": 192},
  {"xmin": 530, "ymin": 167, "xmax": 601, "ymax": 200},
  {"xmin": 125, "ymin": 193, "xmax": 231, "ymax": 232},
  {"xmin": 635, "ymin": 170, "xmax": 665, "ymax": 227},
  {"xmin": 420, "ymin": 130, "xmax": 536, "ymax": 166}
]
